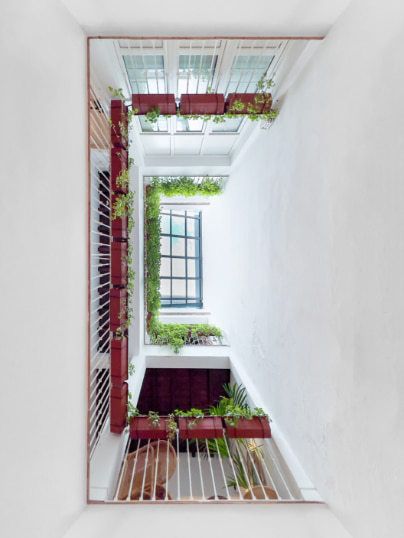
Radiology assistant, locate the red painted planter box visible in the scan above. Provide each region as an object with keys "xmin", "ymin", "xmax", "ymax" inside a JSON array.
[
  {"xmin": 110, "ymin": 337, "xmax": 128, "ymax": 386},
  {"xmin": 110, "ymin": 287, "xmax": 128, "ymax": 332},
  {"xmin": 110, "ymin": 382, "xmax": 128, "ymax": 434},
  {"xmin": 178, "ymin": 416, "xmax": 223, "ymax": 439},
  {"xmin": 111, "ymin": 147, "xmax": 128, "ymax": 194},
  {"xmin": 111, "ymin": 216, "xmax": 128, "ymax": 240},
  {"xmin": 180, "ymin": 94, "xmax": 225, "ymax": 115},
  {"xmin": 225, "ymin": 93, "xmax": 273, "ymax": 115},
  {"xmin": 225, "ymin": 417, "xmax": 271, "ymax": 438},
  {"xmin": 111, "ymin": 241, "xmax": 128, "ymax": 286},
  {"xmin": 132, "ymin": 94, "xmax": 177, "ymax": 115},
  {"xmin": 110, "ymin": 100, "xmax": 129, "ymax": 148},
  {"xmin": 130, "ymin": 416, "xmax": 170, "ymax": 440}
]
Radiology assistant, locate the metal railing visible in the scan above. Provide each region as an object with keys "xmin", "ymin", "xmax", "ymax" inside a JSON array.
[
  {"xmin": 113, "ymin": 432, "xmax": 301, "ymax": 502},
  {"xmin": 89, "ymin": 77, "xmax": 113, "ymax": 458}
]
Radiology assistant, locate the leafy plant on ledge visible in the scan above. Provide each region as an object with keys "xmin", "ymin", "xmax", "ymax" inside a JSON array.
[
  {"xmin": 144, "ymin": 176, "xmax": 224, "ymax": 354},
  {"xmin": 109, "ymin": 87, "xmax": 137, "ymax": 335}
]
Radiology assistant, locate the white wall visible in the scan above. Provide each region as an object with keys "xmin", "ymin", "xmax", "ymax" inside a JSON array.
[
  {"xmin": 205, "ymin": 0, "xmax": 404, "ymax": 537},
  {"xmin": 0, "ymin": 1, "xmax": 87, "ymax": 537},
  {"xmin": 3, "ymin": 0, "xmax": 403, "ymax": 537},
  {"xmin": 61, "ymin": 0, "xmax": 352, "ymax": 37}
]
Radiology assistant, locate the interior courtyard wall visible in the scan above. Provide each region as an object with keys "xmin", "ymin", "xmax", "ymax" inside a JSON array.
[{"xmin": 204, "ymin": 0, "xmax": 404, "ymax": 537}]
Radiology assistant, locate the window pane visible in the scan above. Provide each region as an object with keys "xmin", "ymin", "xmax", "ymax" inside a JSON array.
[
  {"xmin": 172, "ymin": 237, "xmax": 185, "ymax": 256},
  {"xmin": 158, "ymin": 208, "xmax": 202, "ymax": 308},
  {"xmin": 187, "ymin": 259, "xmax": 201, "ymax": 278},
  {"xmin": 226, "ymin": 55, "xmax": 274, "ymax": 94},
  {"xmin": 160, "ymin": 279, "xmax": 171, "ymax": 297},
  {"xmin": 172, "ymin": 279, "xmax": 186, "ymax": 297},
  {"xmin": 160, "ymin": 236, "xmax": 171, "ymax": 256},
  {"xmin": 176, "ymin": 117, "xmax": 204, "ymax": 132},
  {"xmin": 123, "ymin": 55, "xmax": 165, "ymax": 93},
  {"xmin": 186, "ymin": 217, "xmax": 199, "ymax": 237},
  {"xmin": 187, "ymin": 279, "xmax": 201, "ymax": 298},
  {"xmin": 172, "ymin": 216, "xmax": 185, "ymax": 236},
  {"xmin": 178, "ymin": 55, "xmax": 217, "ymax": 95},
  {"xmin": 172, "ymin": 258, "xmax": 185, "ymax": 277},
  {"xmin": 160, "ymin": 257, "xmax": 171, "ymax": 277},
  {"xmin": 139, "ymin": 116, "xmax": 168, "ymax": 132},
  {"xmin": 161, "ymin": 214, "xmax": 170, "ymax": 234},
  {"xmin": 187, "ymin": 238, "xmax": 200, "ymax": 257},
  {"xmin": 212, "ymin": 117, "xmax": 244, "ymax": 132}
]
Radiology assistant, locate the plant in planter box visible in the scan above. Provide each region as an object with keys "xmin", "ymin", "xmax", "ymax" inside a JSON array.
[
  {"xmin": 110, "ymin": 335, "xmax": 128, "ymax": 386},
  {"xmin": 128, "ymin": 409, "xmax": 178, "ymax": 441},
  {"xmin": 132, "ymin": 94, "xmax": 177, "ymax": 119},
  {"xmin": 209, "ymin": 383, "xmax": 271, "ymax": 438},
  {"xmin": 175, "ymin": 409, "xmax": 223, "ymax": 439}
]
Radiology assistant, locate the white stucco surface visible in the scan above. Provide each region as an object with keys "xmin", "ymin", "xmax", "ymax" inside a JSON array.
[
  {"xmin": 0, "ymin": 0, "xmax": 87, "ymax": 537},
  {"xmin": 2, "ymin": 0, "xmax": 404, "ymax": 537},
  {"xmin": 204, "ymin": 0, "xmax": 404, "ymax": 537},
  {"xmin": 61, "ymin": 0, "xmax": 352, "ymax": 37}
]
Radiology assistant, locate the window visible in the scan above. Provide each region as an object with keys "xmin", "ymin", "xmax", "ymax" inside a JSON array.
[
  {"xmin": 123, "ymin": 55, "xmax": 165, "ymax": 93},
  {"xmin": 178, "ymin": 54, "xmax": 218, "ymax": 95},
  {"xmin": 160, "ymin": 210, "xmax": 203, "ymax": 308},
  {"xmin": 225, "ymin": 55, "xmax": 274, "ymax": 94}
]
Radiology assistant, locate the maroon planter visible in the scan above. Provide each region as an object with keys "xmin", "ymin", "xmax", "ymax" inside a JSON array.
[
  {"xmin": 110, "ymin": 287, "xmax": 128, "ymax": 332},
  {"xmin": 111, "ymin": 241, "xmax": 128, "ymax": 286},
  {"xmin": 225, "ymin": 93, "xmax": 273, "ymax": 115},
  {"xmin": 225, "ymin": 417, "xmax": 271, "ymax": 439},
  {"xmin": 110, "ymin": 337, "xmax": 128, "ymax": 386},
  {"xmin": 111, "ymin": 216, "xmax": 128, "ymax": 240},
  {"xmin": 110, "ymin": 382, "xmax": 128, "ymax": 434},
  {"xmin": 132, "ymin": 94, "xmax": 177, "ymax": 115},
  {"xmin": 111, "ymin": 147, "xmax": 128, "ymax": 194},
  {"xmin": 178, "ymin": 416, "xmax": 223, "ymax": 439},
  {"xmin": 110, "ymin": 100, "xmax": 129, "ymax": 148},
  {"xmin": 130, "ymin": 416, "xmax": 170, "ymax": 440},
  {"xmin": 180, "ymin": 94, "xmax": 225, "ymax": 115}
]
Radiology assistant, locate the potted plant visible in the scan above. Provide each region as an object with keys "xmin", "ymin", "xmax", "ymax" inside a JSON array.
[
  {"xmin": 110, "ymin": 99, "xmax": 129, "ymax": 148},
  {"xmin": 110, "ymin": 335, "xmax": 128, "ymax": 386},
  {"xmin": 179, "ymin": 93, "xmax": 225, "ymax": 115},
  {"xmin": 110, "ymin": 287, "xmax": 128, "ymax": 332},
  {"xmin": 132, "ymin": 94, "xmax": 177, "ymax": 117},
  {"xmin": 110, "ymin": 382, "xmax": 128, "ymax": 434},
  {"xmin": 129, "ymin": 410, "xmax": 178, "ymax": 440},
  {"xmin": 209, "ymin": 382, "xmax": 272, "ymax": 438},
  {"xmin": 225, "ymin": 92, "xmax": 273, "ymax": 115},
  {"xmin": 111, "ymin": 147, "xmax": 128, "ymax": 194},
  {"xmin": 111, "ymin": 240, "xmax": 128, "ymax": 286},
  {"xmin": 175, "ymin": 409, "xmax": 223, "ymax": 439},
  {"xmin": 224, "ymin": 413, "xmax": 272, "ymax": 439}
]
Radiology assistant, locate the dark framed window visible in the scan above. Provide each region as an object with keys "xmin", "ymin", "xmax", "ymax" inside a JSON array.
[{"xmin": 160, "ymin": 209, "xmax": 203, "ymax": 308}]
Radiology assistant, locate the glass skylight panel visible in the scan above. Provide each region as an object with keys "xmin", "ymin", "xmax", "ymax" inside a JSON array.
[
  {"xmin": 123, "ymin": 55, "xmax": 165, "ymax": 94},
  {"xmin": 178, "ymin": 55, "xmax": 217, "ymax": 95},
  {"xmin": 212, "ymin": 117, "xmax": 244, "ymax": 132},
  {"xmin": 226, "ymin": 55, "xmax": 274, "ymax": 94},
  {"xmin": 139, "ymin": 116, "xmax": 168, "ymax": 132}
]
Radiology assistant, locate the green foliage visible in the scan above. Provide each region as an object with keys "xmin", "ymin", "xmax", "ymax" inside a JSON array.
[
  {"xmin": 149, "ymin": 320, "xmax": 223, "ymax": 354},
  {"xmin": 116, "ymin": 168, "xmax": 130, "ymax": 189},
  {"xmin": 108, "ymin": 90, "xmax": 137, "ymax": 337},
  {"xmin": 108, "ymin": 86, "xmax": 125, "ymax": 101},
  {"xmin": 166, "ymin": 414, "xmax": 178, "ymax": 441},
  {"xmin": 145, "ymin": 106, "xmax": 161, "ymax": 124},
  {"xmin": 150, "ymin": 175, "xmax": 224, "ymax": 198},
  {"xmin": 148, "ymin": 410, "xmax": 160, "ymax": 427},
  {"xmin": 144, "ymin": 176, "xmax": 224, "ymax": 353},
  {"xmin": 209, "ymin": 382, "xmax": 270, "ymax": 427}
]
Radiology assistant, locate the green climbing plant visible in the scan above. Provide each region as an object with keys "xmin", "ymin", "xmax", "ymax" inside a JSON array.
[{"xmin": 144, "ymin": 176, "xmax": 224, "ymax": 354}]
